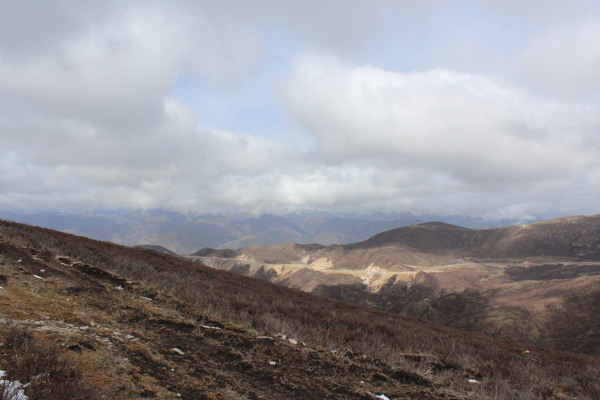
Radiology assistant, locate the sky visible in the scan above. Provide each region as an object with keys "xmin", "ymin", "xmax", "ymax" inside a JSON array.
[{"xmin": 1, "ymin": 0, "xmax": 599, "ymax": 221}]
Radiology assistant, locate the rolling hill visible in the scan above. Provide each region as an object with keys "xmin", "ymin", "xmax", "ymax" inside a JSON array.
[
  {"xmin": 1, "ymin": 220, "xmax": 599, "ymax": 399},
  {"xmin": 193, "ymin": 215, "xmax": 600, "ymax": 355}
]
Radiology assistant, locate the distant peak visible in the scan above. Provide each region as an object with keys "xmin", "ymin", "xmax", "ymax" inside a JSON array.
[{"xmin": 412, "ymin": 221, "xmax": 468, "ymax": 229}]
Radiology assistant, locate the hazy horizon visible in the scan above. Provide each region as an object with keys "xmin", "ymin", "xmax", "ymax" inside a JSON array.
[{"xmin": 2, "ymin": 1, "xmax": 600, "ymax": 221}]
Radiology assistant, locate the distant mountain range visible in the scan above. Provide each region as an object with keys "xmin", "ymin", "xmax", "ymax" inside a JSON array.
[{"xmin": 0, "ymin": 209, "xmax": 524, "ymax": 253}]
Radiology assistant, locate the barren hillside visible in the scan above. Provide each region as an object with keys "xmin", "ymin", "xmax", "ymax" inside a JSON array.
[
  {"xmin": 1, "ymin": 220, "xmax": 599, "ymax": 399},
  {"xmin": 194, "ymin": 215, "xmax": 600, "ymax": 355}
]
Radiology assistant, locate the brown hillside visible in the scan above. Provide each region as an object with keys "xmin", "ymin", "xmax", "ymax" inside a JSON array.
[
  {"xmin": 353, "ymin": 215, "xmax": 600, "ymax": 260},
  {"xmin": 1, "ymin": 220, "xmax": 600, "ymax": 399},
  {"xmin": 233, "ymin": 216, "xmax": 600, "ymax": 270},
  {"xmin": 192, "ymin": 214, "xmax": 600, "ymax": 356}
]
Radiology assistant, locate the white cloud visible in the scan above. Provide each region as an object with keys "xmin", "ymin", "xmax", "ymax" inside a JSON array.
[
  {"xmin": 0, "ymin": 2, "xmax": 261, "ymax": 129},
  {"xmin": 1, "ymin": 1, "xmax": 599, "ymax": 220},
  {"xmin": 517, "ymin": 17, "xmax": 600, "ymax": 100},
  {"xmin": 282, "ymin": 53, "xmax": 596, "ymax": 186}
]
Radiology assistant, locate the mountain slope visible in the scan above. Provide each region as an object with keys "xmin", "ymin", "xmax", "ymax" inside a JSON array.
[
  {"xmin": 1, "ymin": 220, "xmax": 599, "ymax": 399},
  {"xmin": 194, "ymin": 215, "xmax": 600, "ymax": 355},
  {"xmin": 352, "ymin": 215, "xmax": 600, "ymax": 260}
]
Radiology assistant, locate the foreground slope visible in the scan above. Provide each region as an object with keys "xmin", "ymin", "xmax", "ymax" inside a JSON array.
[
  {"xmin": 194, "ymin": 215, "xmax": 600, "ymax": 354},
  {"xmin": 1, "ymin": 220, "xmax": 599, "ymax": 399}
]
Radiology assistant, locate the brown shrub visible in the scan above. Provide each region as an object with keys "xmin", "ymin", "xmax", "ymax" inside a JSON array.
[{"xmin": 3, "ymin": 326, "xmax": 102, "ymax": 400}]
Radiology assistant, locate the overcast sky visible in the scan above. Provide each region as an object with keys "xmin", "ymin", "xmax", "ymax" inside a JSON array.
[{"xmin": 1, "ymin": 0, "xmax": 599, "ymax": 220}]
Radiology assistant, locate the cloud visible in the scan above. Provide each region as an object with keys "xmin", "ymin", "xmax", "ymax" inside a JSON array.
[
  {"xmin": 1, "ymin": 1, "xmax": 599, "ymax": 220},
  {"xmin": 0, "ymin": 2, "xmax": 261, "ymax": 129},
  {"xmin": 283, "ymin": 53, "xmax": 596, "ymax": 183},
  {"xmin": 517, "ymin": 17, "xmax": 600, "ymax": 100}
]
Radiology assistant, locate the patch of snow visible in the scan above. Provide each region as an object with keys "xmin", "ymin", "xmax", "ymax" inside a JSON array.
[
  {"xmin": 198, "ymin": 324, "xmax": 221, "ymax": 330},
  {"xmin": 268, "ymin": 361, "xmax": 277, "ymax": 365},
  {"xmin": 139, "ymin": 296, "xmax": 152, "ymax": 301},
  {"xmin": 33, "ymin": 275, "xmax": 44, "ymax": 280},
  {"xmin": 0, "ymin": 285, "xmax": 4, "ymax": 290},
  {"xmin": 0, "ymin": 370, "xmax": 29, "ymax": 400},
  {"xmin": 32, "ymin": 257, "xmax": 44, "ymax": 262},
  {"xmin": 115, "ymin": 286, "xmax": 123, "ymax": 290},
  {"xmin": 468, "ymin": 378, "xmax": 479, "ymax": 383},
  {"xmin": 172, "ymin": 348, "xmax": 185, "ymax": 355},
  {"xmin": 288, "ymin": 338, "xmax": 298, "ymax": 345},
  {"xmin": 374, "ymin": 394, "xmax": 390, "ymax": 400},
  {"xmin": 17, "ymin": 259, "xmax": 22, "ymax": 263},
  {"xmin": 39, "ymin": 269, "xmax": 45, "ymax": 273}
]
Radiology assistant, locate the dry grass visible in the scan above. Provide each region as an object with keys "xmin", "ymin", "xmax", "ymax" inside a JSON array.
[
  {"xmin": 1, "ymin": 326, "xmax": 103, "ymax": 400},
  {"xmin": 1, "ymin": 219, "xmax": 600, "ymax": 399}
]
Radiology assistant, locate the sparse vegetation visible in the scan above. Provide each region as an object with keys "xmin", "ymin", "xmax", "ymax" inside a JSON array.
[
  {"xmin": 1, "ymin": 219, "xmax": 600, "ymax": 399},
  {"xmin": 1, "ymin": 326, "xmax": 102, "ymax": 400}
]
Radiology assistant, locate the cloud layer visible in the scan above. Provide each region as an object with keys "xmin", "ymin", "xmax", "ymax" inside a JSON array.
[{"xmin": 1, "ymin": 1, "xmax": 599, "ymax": 220}]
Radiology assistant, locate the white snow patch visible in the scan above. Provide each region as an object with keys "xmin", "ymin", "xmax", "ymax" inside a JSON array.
[
  {"xmin": 268, "ymin": 361, "xmax": 277, "ymax": 365},
  {"xmin": 0, "ymin": 370, "xmax": 29, "ymax": 400},
  {"xmin": 172, "ymin": 348, "xmax": 185, "ymax": 355},
  {"xmin": 139, "ymin": 296, "xmax": 152, "ymax": 301},
  {"xmin": 374, "ymin": 394, "xmax": 390, "ymax": 400},
  {"xmin": 288, "ymin": 338, "xmax": 298, "ymax": 345},
  {"xmin": 33, "ymin": 275, "xmax": 44, "ymax": 280},
  {"xmin": 198, "ymin": 324, "xmax": 221, "ymax": 330},
  {"xmin": 115, "ymin": 286, "xmax": 124, "ymax": 290},
  {"xmin": 468, "ymin": 378, "xmax": 480, "ymax": 383},
  {"xmin": 0, "ymin": 285, "xmax": 4, "ymax": 290}
]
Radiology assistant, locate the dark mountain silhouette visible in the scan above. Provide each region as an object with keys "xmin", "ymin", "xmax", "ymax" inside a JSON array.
[
  {"xmin": 134, "ymin": 244, "xmax": 179, "ymax": 256},
  {"xmin": 353, "ymin": 215, "xmax": 600, "ymax": 260}
]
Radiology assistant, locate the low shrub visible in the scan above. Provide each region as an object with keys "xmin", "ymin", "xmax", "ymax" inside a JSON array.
[{"xmin": 3, "ymin": 327, "xmax": 102, "ymax": 400}]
